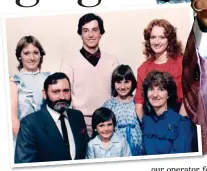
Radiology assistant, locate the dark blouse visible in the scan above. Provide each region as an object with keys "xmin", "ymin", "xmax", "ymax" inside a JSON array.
[{"xmin": 142, "ymin": 109, "xmax": 193, "ymax": 155}]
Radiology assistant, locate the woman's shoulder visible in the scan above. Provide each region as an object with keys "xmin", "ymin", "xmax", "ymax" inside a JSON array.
[
  {"xmin": 10, "ymin": 72, "xmax": 20, "ymax": 79},
  {"xmin": 137, "ymin": 60, "xmax": 152, "ymax": 71},
  {"xmin": 10, "ymin": 73, "xmax": 22, "ymax": 85},
  {"xmin": 142, "ymin": 114, "xmax": 154, "ymax": 122},
  {"xmin": 41, "ymin": 71, "xmax": 50, "ymax": 75},
  {"xmin": 137, "ymin": 60, "xmax": 154, "ymax": 77},
  {"xmin": 171, "ymin": 55, "xmax": 183, "ymax": 64},
  {"xmin": 176, "ymin": 55, "xmax": 183, "ymax": 60},
  {"xmin": 165, "ymin": 109, "xmax": 185, "ymax": 122},
  {"xmin": 39, "ymin": 71, "xmax": 50, "ymax": 78},
  {"xmin": 142, "ymin": 115, "xmax": 155, "ymax": 131}
]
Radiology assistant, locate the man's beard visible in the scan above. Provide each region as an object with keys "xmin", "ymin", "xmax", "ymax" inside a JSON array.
[{"xmin": 46, "ymin": 96, "xmax": 71, "ymax": 114}]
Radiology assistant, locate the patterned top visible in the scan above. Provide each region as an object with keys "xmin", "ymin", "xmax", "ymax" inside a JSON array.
[
  {"xmin": 86, "ymin": 133, "xmax": 131, "ymax": 159},
  {"xmin": 142, "ymin": 109, "xmax": 193, "ymax": 155},
  {"xmin": 103, "ymin": 97, "xmax": 143, "ymax": 156}
]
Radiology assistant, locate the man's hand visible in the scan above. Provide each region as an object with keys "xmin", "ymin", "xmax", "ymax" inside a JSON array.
[{"xmin": 191, "ymin": 0, "xmax": 207, "ymax": 27}]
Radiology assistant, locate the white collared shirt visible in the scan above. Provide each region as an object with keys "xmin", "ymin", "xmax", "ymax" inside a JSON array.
[
  {"xmin": 47, "ymin": 105, "xmax": 76, "ymax": 159},
  {"xmin": 193, "ymin": 18, "xmax": 207, "ymax": 59}
]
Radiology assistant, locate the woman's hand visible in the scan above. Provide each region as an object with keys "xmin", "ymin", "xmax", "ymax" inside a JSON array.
[{"xmin": 191, "ymin": 0, "xmax": 207, "ymax": 27}]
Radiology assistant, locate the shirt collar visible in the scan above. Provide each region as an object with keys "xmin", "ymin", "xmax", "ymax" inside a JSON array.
[
  {"xmin": 80, "ymin": 47, "xmax": 101, "ymax": 59},
  {"xmin": 153, "ymin": 108, "xmax": 172, "ymax": 121},
  {"xmin": 47, "ymin": 105, "xmax": 68, "ymax": 124},
  {"xmin": 93, "ymin": 133, "xmax": 119, "ymax": 145}
]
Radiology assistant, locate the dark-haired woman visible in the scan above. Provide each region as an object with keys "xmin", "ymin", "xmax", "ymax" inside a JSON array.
[
  {"xmin": 103, "ymin": 64, "xmax": 143, "ymax": 156},
  {"xmin": 142, "ymin": 71, "xmax": 193, "ymax": 154},
  {"xmin": 10, "ymin": 36, "xmax": 50, "ymax": 138}
]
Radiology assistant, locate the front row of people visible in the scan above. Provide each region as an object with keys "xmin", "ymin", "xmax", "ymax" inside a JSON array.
[{"xmin": 15, "ymin": 67, "xmax": 197, "ymax": 163}]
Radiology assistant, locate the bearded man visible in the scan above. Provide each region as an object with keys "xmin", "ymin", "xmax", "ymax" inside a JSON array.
[{"xmin": 15, "ymin": 72, "xmax": 89, "ymax": 163}]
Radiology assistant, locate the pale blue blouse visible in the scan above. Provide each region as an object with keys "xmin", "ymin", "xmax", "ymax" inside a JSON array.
[
  {"xmin": 86, "ymin": 133, "xmax": 131, "ymax": 159},
  {"xmin": 11, "ymin": 70, "xmax": 50, "ymax": 145},
  {"xmin": 11, "ymin": 71, "xmax": 50, "ymax": 121}
]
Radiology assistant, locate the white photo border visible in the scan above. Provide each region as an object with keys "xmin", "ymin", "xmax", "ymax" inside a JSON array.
[{"xmin": 1, "ymin": 3, "xmax": 202, "ymax": 169}]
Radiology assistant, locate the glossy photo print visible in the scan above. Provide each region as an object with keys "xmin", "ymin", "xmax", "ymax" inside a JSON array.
[{"xmin": 2, "ymin": 3, "xmax": 202, "ymax": 168}]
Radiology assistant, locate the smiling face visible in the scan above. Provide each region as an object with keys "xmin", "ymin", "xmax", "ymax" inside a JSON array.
[
  {"xmin": 96, "ymin": 119, "xmax": 114, "ymax": 142},
  {"xmin": 43, "ymin": 78, "xmax": 71, "ymax": 114},
  {"xmin": 81, "ymin": 20, "xmax": 101, "ymax": 53},
  {"xmin": 20, "ymin": 43, "xmax": 41, "ymax": 72},
  {"xmin": 150, "ymin": 26, "xmax": 168, "ymax": 56},
  {"xmin": 147, "ymin": 85, "xmax": 168, "ymax": 113},
  {"xmin": 115, "ymin": 79, "xmax": 132, "ymax": 100}
]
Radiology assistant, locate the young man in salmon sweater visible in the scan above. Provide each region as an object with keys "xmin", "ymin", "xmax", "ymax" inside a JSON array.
[{"xmin": 61, "ymin": 13, "xmax": 118, "ymax": 136}]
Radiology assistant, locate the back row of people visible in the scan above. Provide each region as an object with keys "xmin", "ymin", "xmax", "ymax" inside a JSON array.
[{"xmin": 10, "ymin": 13, "xmax": 184, "ymax": 140}]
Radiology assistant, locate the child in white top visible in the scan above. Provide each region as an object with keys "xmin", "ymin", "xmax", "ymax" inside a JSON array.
[{"xmin": 86, "ymin": 107, "xmax": 131, "ymax": 159}]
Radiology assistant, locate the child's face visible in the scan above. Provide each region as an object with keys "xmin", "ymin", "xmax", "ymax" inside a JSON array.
[
  {"xmin": 96, "ymin": 119, "xmax": 114, "ymax": 142},
  {"xmin": 115, "ymin": 79, "xmax": 132, "ymax": 98}
]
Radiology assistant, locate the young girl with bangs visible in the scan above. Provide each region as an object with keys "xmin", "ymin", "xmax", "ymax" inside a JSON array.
[{"xmin": 103, "ymin": 64, "xmax": 143, "ymax": 156}]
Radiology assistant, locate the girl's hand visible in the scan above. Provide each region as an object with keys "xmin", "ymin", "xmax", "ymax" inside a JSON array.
[{"xmin": 191, "ymin": 0, "xmax": 207, "ymax": 26}]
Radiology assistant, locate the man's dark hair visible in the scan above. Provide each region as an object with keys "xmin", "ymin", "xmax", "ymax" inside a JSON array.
[
  {"xmin": 77, "ymin": 13, "xmax": 105, "ymax": 35},
  {"xmin": 44, "ymin": 72, "xmax": 71, "ymax": 92}
]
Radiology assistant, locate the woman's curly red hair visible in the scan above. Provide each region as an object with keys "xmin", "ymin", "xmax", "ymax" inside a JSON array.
[{"xmin": 143, "ymin": 19, "xmax": 183, "ymax": 61}]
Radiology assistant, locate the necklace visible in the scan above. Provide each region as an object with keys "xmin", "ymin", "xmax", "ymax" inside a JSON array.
[{"xmin": 20, "ymin": 69, "xmax": 40, "ymax": 75}]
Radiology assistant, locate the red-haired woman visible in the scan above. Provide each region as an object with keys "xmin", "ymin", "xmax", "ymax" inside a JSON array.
[{"xmin": 134, "ymin": 19, "xmax": 186, "ymax": 120}]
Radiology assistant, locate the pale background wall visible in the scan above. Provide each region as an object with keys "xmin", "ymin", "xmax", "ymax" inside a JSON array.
[{"xmin": 5, "ymin": 5, "xmax": 193, "ymax": 77}]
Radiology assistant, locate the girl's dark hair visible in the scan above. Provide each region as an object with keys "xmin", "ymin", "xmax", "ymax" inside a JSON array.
[
  {"xmin": 142, "ymin": 70, "xmax": 177, "ymax": 114},
  {"xmin": 91, "ymin": 107, "xmax": 116, "ymax": 139},
  {"xmin": 111, "ymin": 64, "xmax": 137, "ymax": 97}
]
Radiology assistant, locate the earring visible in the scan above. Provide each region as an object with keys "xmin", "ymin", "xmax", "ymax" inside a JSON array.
[{"xmin": 18, "ymin": 57, "xmax": 21, "ymax": 60}]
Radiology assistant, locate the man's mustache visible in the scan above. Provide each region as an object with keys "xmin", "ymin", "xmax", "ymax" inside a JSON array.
[{"xmin": 54, "ymin": 99, "xmax": 70, "ymax": 104}]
